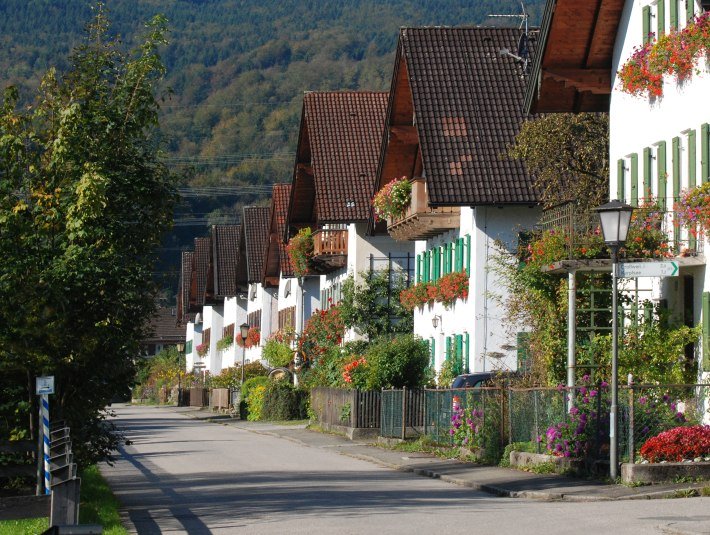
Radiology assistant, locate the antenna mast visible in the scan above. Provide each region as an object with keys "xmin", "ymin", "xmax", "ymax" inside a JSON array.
[{"xmin": 488, "ymin": 1, "xmax": 531, "ymax": 74}]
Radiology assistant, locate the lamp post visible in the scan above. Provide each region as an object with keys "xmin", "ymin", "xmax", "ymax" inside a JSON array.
[
  {"xmin": 595, "ymin": 199, "xmax": 634, "ymax": 480},
  {"xmin": 176, "ymin": 342, "xmax": 185, "ymax": 406},
  {"xmin": 239, "ymin": 322, "xmax": 250, "ymax": 385}
]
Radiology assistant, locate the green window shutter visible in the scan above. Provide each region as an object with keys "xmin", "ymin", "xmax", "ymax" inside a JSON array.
[
  {"xmin": 630, "ymin": 153, "xmax": 639, "ymax": 206},
  {"xmin": 445, "ymin": 336, "xmax": 452, "ymax": 361},
  {"xmin": 703, "ymin": 292, "xmax": 710, "ymax": 371},
  {"xmin": 464, "ymin": 332, "xmax": 470, "ymax": 374},
  {"xmin": 429, "ymin": 337, "xmax": 436, "ymax": 368},
  {"xmin": 702, "ymin": 123, "xmax": 710, "ymax": 183},
  {"xmin": 658, "ymin": 0, "xmax": 666, "ymax": 36},
  {"xmin": 687, "ymin": 0, "xmax": 695, "ymax": 22},
  {"xmin": 643, "ymin": 147, "xmax": 653, "ymax": 199},
  {"xmin": 466, "ymin": 234, "xmax": 472, "ymax": 276},
  {"xmin": 688, "ymin": 129, "xmax": 697, "ymax": 188},
  {"xmin": 670, "ymin": 0, "xmax": 679, "ymax": 30},
  {"xmin": 617, "ymin": 158, "xmax": 626, "ymax": 202},
  {"xmin": 433, "ymin": 246, "xmax": 440, "ymax": 280},
  {"xmin": 416, "ymin": 254, "xmax": 422, "ymax": 283},
  {"xmin": 516, "ymin": 332, "xmax": 531, "ymax": 373},
  {"xmin": 186, "ymin": 340, "xmax": 193, "ymax": 353},
  {"xmin": 454, "ymin": 238, "xmax": 462, "ymax": 271},
  {"xmin": 455, "ymin": 334, "xmax": 464, "ymax": 375},
  {"xmin": 657, "ymin": 141, "xmax": 667, "ymax": 210},
  {"xmin": 423, "ymin": 251, "xmax": 430, "ymax": 282},
  {"xmin": 673, "ymin": 137, "xmax": 681, "ymax": 253},
  {"xmin": 446, "ymin": 242, "xmax": 453, "ymax": 274},
  {"xmin": 642, "ymin": 6, "xmax": 651, "ymax": 44}
]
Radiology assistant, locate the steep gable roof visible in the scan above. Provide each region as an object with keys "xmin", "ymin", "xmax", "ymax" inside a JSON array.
[
  {"xmin": 211, "ymin": 225, "xmax": 241, "ymax": 298},
  {"xmin": 177, "ymin": 250, "xmax": 194, "ymax": 324},
  {"xmin": 194, "ymin": 237, "xmax": 212, "ymax": 306},
  {"xmin": 307, "ymin": 91, "xmax": 388, "ymax": 222},
  {"xmin": 263, "ymin": 184, "xmax": 293, "ymax": 286},
  {"xmin": 243, "ymin": 206, "xmax": 271, "ymax": 284},
  {"xmin": 378, "ymin": 27, "xmax": 540, "ymax": 206},
  {"xmin": 145, "ymin": 306, "xmax": 186, "ymax": 344}
]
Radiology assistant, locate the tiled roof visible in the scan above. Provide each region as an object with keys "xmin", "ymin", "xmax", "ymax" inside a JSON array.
[
  {"xmin": 243, "ymin": 206, "xmax": 271, "ymax": 283},
  {"xmin": 399, "ymin": 27, "xmax": 539, "ymax": 205},
  {"xmin": 177, "ymin": 251, "xmax": 194, "ymax": 324},
  {"xmin": 263, "ymin": 184, "xmax": 293, "ymax": 283},
  {"xmin": 145, "ymin": 306, "xmax": 186, "ymax": 343},
  {"xmin": 194, "ymin": 237, "xmax": 211, "ymax": 305},
  {"xmin": 212, "ymin": 225, "xmax": 241, "ymax": 298},
  {"xmin": 304, "ymin": 91, "xmax": 389, "ymax": 222}
]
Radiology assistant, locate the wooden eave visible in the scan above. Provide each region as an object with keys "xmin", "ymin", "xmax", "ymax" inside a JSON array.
[
  {"xmin": 285, "ymin": 104, "xmax": 316, "ymax": 241},
  {"xmin": 369, "ymin": 47, "xmax": 420, "ymax": 235},
  {"xmin": 524, "ymin": 0, "xmax": 624, "ymax": 114}
]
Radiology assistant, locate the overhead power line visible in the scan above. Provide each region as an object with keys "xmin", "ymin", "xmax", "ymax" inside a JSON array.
[{"xmin": 177, "ymin": 185, "xmax": 274, "ymax": 197}]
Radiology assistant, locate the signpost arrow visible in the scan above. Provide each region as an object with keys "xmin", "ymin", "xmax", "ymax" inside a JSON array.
[{"xmin": 618, "ymin": 261, "xmax": 679, "ymax": 278}]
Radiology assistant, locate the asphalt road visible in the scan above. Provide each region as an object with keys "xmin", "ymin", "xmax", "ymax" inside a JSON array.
[{"xmin": 102, "ymin": 405, "xmax": 710, "ymax": 534}]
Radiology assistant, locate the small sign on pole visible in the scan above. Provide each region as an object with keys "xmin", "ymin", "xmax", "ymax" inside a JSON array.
[
  {"xmin": 36, "ymin": 376, "xmax": 55, "ymax": 395},
  {"xmin": 618, "ymin": 261, "xmax": 679, "ymax": 278}
]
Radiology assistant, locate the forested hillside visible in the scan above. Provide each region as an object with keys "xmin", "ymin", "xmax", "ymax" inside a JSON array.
[{"xmin": 1, "ymin": 0, "xmax": 543, "ymax": 294}]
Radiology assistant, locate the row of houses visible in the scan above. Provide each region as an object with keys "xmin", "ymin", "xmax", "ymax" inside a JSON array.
[
  {"xmin": 175, "ymin": 24, "xmax": 542, "ymax": 378},
  {"xmin": 177, "ymin": 0, "xmax": 710, "ymax": 384}
]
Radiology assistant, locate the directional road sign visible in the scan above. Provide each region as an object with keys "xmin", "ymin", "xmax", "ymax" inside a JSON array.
[
  {"xmin": 36, "ymin": 376, "xmax": 55, "ymax": 395},
  {"xmin": 618, "ymin": 261, "xmax": 679, "ymax": 278}
]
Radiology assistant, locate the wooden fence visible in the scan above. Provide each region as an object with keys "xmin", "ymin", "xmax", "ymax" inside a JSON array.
[{"xmin": 310, "ymin": 388, "xmax": 381, "ymax": 429}]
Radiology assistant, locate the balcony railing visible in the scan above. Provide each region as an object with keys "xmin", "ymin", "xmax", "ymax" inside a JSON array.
[
  {"xmin": 537, "ymin": 201, "xmax": 704, "ymax": 262},
  {"xmin": 312, "ymin": 228, "xmax": 348, "ymax": 271},
  {"xmin": 387, "ymin": 177, "xmax": 459, "ymax": 241}
]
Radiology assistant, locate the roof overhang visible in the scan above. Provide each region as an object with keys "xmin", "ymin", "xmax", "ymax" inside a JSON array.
[{"xmin": 524, "ymin": 0, "xmax": 625, "ymax": 114}]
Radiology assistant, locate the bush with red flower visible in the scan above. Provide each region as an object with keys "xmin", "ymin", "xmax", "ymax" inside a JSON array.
[
  {"xmin": 618, "ymin": 12, "xmax": 710, "ymax": 98},
  {"xmin": 372, "ymin": 177, "xmax": 412, "ymax": 221},
  {"xmin": 639, "ymin": 425, "xmax": 710, "ymax": 462},
  {"xmin": 236, "ymin": 327, "xmax": 260, "ymax": 348},
  {"xmin": 342, "ymin": 356, "xmax": 368, "ymax": 389},
  {"xmin": 399, "ymin": 281, "xmax": 431, "ymax": 311},
  {"xmin": 298, "ymin": 305, "xmax": 345, "ymax": 363}
]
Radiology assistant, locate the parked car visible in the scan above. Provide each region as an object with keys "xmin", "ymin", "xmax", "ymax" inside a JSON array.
[{"xmin": 451, "ymin": 371, "xmax": 519, "ymax": 389}]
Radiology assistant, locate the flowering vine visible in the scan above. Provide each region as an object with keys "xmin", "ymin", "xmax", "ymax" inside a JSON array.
[
  {"xmin": 287, "ymin": 227, "xmax": 314, "ymax": 277},
  {"xmin": 618, "ymin": 12, "xmax": 710, "ymax": 98}
]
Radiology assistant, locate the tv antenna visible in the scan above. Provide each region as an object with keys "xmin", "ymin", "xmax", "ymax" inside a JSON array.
[{"xmin": 489, "ymin": 1, "xmax": 531, "ymax": 74}]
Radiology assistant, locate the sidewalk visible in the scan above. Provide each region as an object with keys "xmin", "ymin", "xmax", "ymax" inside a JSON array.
[{"xmin": 171, "ymin": 406, "xmax": 710, "ymax": 505}]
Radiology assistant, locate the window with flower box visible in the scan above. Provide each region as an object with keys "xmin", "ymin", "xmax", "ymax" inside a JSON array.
[{"xmin": 416, "ymin": 235, "xmax": 471, "ymax": 283}]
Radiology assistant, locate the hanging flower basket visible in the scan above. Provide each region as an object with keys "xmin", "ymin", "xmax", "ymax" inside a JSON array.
[
  {"xmin": 236, "ymin": 327, "xmax": 260, "ymax": 348},
  {"xmin": 287, "ymin": 227, "xmax": 314, "ymax": 277},
  {"xmin": 373, "ymin": 177, "xmax": 412, "ymax": 221},
  {"xmin": 676, "ymin": 182, "xmax": 710, "ymax": 237},
  {"xmin": 618, "ymin": 12, "xmax": 710, "ymax": 98}
]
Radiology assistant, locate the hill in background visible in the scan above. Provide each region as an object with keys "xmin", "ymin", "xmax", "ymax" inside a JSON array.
[{"xmin": 0, "ymin": 0, "xmax": 543, "ymax": 297}]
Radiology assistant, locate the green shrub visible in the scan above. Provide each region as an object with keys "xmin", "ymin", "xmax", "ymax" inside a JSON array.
[
  {"xmin": 242, "ymin": 376, "xmax": 269, "ymax": 400},
  {"xmin": 246, "ymin": 384, "xmax": 267, "ymax": 421},
  {"xmin": 263, "ymin": 338, "xmax": 293, "ymax": 368},
  {"xmin": 261, "ymin": 381, "xmax": 308, "ymax": 421},
  {"xmin": 499, "ymin": 441, "xmax": 538, "ymax": 467},
  {"xmin": 241, "ymin": 376, "xmax": 269, "ymax": 420},
  {"xmin": 365, "ymin": 334, "xmax": 430, "ymax": 389},
  {"xmin": 299, "ymin": 345, "xmax": 349, "ymax": 389}
]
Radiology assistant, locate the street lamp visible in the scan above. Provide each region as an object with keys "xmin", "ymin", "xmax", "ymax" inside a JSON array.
[
  {"xmin": 596, "ymin": 199, "xmax": 634, "ymax": 480},
  {"xmin": 176, "ymin": 343, "xmax": 185, "ymax": 407},
  {"xmin": 239, "ymin": 322, "xmax": 249, "ymax": 385}
]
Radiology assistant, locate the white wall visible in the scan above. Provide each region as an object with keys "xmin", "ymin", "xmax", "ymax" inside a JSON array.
[
  {"xmin": 246, "ymin": 283, "xmax": 265, "ymax": 362},
  {"xmin": 412, "ymin": 206, "xmax": 541, "ymax": 374},
  {"xmin": 610, "ymin": 0, "xmax": 709, "ymax": 382},
  {"xmin": 202, "ymin": 304, "xmax": 224, "ymax": 375},
  {"xmin": 185, "ymin": 321, "xmax": 199, "ymax": 372}
]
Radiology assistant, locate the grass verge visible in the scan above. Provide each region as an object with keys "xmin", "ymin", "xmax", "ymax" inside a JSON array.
[{"xmin": 0, "ymin": 465, "xmax": 126, "ymax": 535}]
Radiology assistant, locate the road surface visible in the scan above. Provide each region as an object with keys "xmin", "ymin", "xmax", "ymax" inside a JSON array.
[{"xmin": 101, "ymin": 405, "xmax": 710, "ymax": 534}]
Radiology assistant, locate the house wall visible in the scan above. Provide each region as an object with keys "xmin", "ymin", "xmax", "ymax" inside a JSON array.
[
  {"xmin": 610, "ymin": 0, "xmax": 709, "ymax": 382},
  {"xmin": 185, "ymin": 321, "xmax": 199, "ymax": 372},
  {"xmin": 412, "ymin": 206, "xmax": 540, "ymax": 376},
  {"xmin": 202, "ymin": 304, "xmax": 224, "ymax": 375},
  {"xmin": 246, "ymin": 283, "xmax": 265, "ymax": 362}
]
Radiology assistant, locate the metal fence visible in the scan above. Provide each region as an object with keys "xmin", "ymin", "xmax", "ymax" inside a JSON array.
[{"xmin": 380, "ymin": 384, "xmax": 709, "ymax": 464}]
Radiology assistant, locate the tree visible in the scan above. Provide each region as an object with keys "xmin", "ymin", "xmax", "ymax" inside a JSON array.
[
  {"xmin": 0, "ymin": 6, "xmax": 177, "ymax": 464},
  {"xmin": 509, "ymin": 113, "xmax": 609, "ymax": 211},
  {"xmin": 339, "ymin": 269, "xmax": 413, "ymax": 340}
]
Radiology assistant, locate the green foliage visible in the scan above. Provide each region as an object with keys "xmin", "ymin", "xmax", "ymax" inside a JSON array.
[
  {"xmin": 263, "ymin": 338, "xmax": 293, "ymax": 368},
  {"xmin": 0, "ymin": 7, "xmax": 177, "ymax": 465},
  {"xmin": 300, "ymin": 345, "xmax": 349, "ymax": 389},
  {"xmin": 298, "ymin": 306, "xmax": 345, "ymax": 363},
  {"xmin": 286, "ymin": 227, "xmax": 314, "ymax": 277},
  {"xmin": 499, "ymin": 441, "xmax": 538, "ymax": 467},
  {"xmin": 261, "ymin": 381, "xmax": 308, "ymax": 421},
  {"xmin": 437, "ymin": 359, "xmax": 457, "ymax": 388},
  {"xmin": 216, "ymin": 335, "xmax": 233, "ymax": 351},
  {"xmin": 245, "ymin": 382, "xmax": 268, "ymax": 422},
  {"xmin": 364, "ymin": 334, "xmax": 430, "ymax": 389},
  {"xmin": 508, "ymin": 113, "xmax": 609, "ymax": 211},
  {"xmin": 340, "ymin": 269, "xmax": 413, "ymax": 339}
]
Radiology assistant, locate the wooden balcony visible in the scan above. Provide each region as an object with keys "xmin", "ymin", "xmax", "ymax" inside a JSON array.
[
  {"xmin": 312, "ymin": 228, "xmax": 348, "ymax": 271},
  {"xmin": 387, "ymin": 177, "xmax": 460, "ymax": 241}
]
